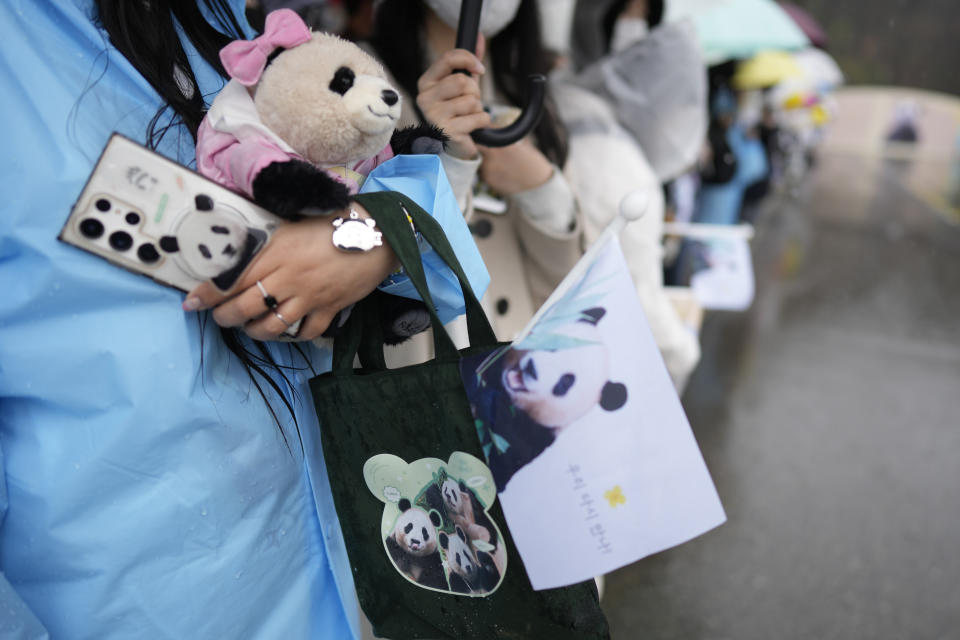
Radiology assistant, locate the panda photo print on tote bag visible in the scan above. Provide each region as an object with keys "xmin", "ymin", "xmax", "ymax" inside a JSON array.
[
  {"xmin": 459, "ymin": 233, "xmax": 727, "ymax": 591},
  {"xmin": 364, "ymin": 452, "xmax": 507, "ymax": 596}
]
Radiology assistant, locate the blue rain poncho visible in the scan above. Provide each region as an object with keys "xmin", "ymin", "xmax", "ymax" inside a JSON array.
[{"xmin": 0, "ymin": 1, "xmax": 487, "ymax": 638}]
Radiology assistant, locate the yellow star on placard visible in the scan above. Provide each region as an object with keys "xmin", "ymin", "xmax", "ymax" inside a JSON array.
[{"xmin": 604, "ymin": 485, "xmax": 626, "ymax": 508}]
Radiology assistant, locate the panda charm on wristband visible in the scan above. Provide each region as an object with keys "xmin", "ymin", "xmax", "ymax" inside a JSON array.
[{"xmin": 332, "ymin": 208, "xmax": 383, "ymax": 253}]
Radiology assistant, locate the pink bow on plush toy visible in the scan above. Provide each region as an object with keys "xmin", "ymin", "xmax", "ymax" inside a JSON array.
[{"xmin": 220, "ymin": 9, "xmax": 312, "ymax": 86}]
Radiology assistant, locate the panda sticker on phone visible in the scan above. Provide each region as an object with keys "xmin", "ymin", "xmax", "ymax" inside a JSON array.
[{"xmin": 155, "ymin": 193, "xmax": 268, "ymax": 292}]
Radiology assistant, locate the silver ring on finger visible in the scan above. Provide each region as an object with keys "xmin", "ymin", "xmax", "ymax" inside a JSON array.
[{"xmin": 273, "ymin": 310, "xmax": 293, "ymax": 329}]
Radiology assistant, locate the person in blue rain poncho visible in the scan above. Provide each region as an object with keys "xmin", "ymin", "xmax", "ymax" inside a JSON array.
[
  {"xmin": 0, "ymin": 1, "xmax": 487, "ymax": 638},
  {"xmin": 693, "ymin": 87, "xmax": 770, "ymax": 226}
]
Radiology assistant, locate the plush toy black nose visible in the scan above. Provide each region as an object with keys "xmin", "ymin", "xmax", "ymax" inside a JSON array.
[{"xmin": 381, "ymin": 89, "xmax": 398, "ymax": 106}]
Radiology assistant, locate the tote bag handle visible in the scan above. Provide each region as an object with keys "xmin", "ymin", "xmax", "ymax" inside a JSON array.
[{"xmin": 332, "ymin": 191, "xmax": 496, "ymax": 372}]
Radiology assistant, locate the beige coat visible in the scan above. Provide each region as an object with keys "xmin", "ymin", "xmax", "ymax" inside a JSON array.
[
  {"xmin": 462, "ymin": 179, "xmax": 585, "ymax": 340},
  {"xmin": 373, "ymin": 51, "xmax": 585, "ymax": 368},
  {"xmin": 365, "ymin": 47, "xmax": 697, "ymax": 389}
]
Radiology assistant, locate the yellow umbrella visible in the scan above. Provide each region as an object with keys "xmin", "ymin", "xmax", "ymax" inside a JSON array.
[{"xmin": 732, "ymin": 50, "xmax": 804, "ymax": 90}]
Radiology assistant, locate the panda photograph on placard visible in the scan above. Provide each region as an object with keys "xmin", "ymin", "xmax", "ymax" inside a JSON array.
[
  {"xmin": 461, "ymin": 305, "xmax": 628, "ymax": 493},
  {"xmin": 459, "ymin": 235, "xmax": 726, "ymax": 592}
]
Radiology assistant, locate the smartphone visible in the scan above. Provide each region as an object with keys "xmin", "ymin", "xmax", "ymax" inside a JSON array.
[{"xmin": 60, "ymin": 133, "xmax": 301, "ymax": 336}]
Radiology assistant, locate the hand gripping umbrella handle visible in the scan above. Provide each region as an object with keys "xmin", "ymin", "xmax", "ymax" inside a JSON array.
[{"xmin": 454, "ymin": 0, "xmax": 546, "ymax": 147}]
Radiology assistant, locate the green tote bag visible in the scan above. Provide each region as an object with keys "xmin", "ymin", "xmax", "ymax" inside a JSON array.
[{"xmin": 310, "ymin": 191, "xmax": 610, "ymax": 640}]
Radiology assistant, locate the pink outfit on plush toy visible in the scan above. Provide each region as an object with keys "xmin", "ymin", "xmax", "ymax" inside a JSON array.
[{"xmin": 195, "ymin": 9, "xmax": 394, "ymax": 197}]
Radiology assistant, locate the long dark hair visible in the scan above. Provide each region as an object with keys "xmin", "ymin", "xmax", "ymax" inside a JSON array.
[
  {"xmin": 94, "ymin": 0, "xmax": 305, "ymax": 448},
  {"xmin": 95, "ymin": 0, "xmax": 244, "ymax": 145},
  {"xmin": 601, "ymin": 0, "xmax": 664, "ymax": 53},
  {"xmin": 370, "ymin": 0, "xmax": 568, "ymax": 168}
]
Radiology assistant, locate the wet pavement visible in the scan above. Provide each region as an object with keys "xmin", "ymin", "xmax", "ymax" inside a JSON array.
[{"xmin": 600, "ymin": 99, "xmax": 960, "ymax": 638}]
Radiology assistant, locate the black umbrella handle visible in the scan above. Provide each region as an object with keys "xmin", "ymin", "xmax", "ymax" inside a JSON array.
[
  {"xmin": 453, "ymin": 0, "xmax": 546, "ymax": 147},
  {"xmin": 455, "ymin": 0, "xmax": 482, "ymax": 54}
]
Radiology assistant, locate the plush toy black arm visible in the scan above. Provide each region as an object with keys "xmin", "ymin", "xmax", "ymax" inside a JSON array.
[
  {"xmin": 319, "ymin": 292, "xmax": 430, "ymax": 345},
  {"xmin": 252, "ymin": 159, "xmax": 351, "ymax": 220},
  {"xmin": 391, "ymin": 124, "xmax": 449, "ymax": 156},
  {"xmin": 380, "ymin": 294, "xmax": 431, "ymax": 345}
]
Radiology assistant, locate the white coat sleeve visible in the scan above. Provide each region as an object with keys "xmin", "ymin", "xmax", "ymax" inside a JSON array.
[
  {"xmin": 440, "ymin": 152, "xmax": 482, "ymax": 214},
  {"xmin": 508, "ymin": 166, "xmax": 578, "ymax": 235}
]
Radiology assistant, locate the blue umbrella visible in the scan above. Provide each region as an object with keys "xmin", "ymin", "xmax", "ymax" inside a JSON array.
[{"xmin": 667, "ymin": 0, "xmax": 810, "ymax": 64}]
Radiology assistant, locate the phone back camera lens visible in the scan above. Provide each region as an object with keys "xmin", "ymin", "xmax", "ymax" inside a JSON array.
[
  {"xmin": 79, "ymin": 218, "xmax": 105, "ymax": 238},
  {"xmin": 125, "ymin": 212, "xmax": 141, "ymax": 225},
  {"xmin": 109, "ymin": 231, "xmax": 134, "ymax": 252},
  {"xmin": 95, "ymin": 198, "xmax": 111, "ymax": 212},
  {"xmin": 137, "ymin": 243, "xmax": 160, "ymax": 263}
]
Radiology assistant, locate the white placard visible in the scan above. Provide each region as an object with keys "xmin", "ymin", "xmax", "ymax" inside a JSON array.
[{"xmin": 460, "ymin": 235, "xmax": 726, "ymax": 590}]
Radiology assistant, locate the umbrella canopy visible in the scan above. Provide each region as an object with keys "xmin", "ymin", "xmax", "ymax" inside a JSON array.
[
  {"xmin": 766, "ymin": 47, "xmax": 844, "ymax": 111},
  {"xmin": 793, "ymin": 47, "xmax": 844, "ymax": 92},
  {"xmin": 778, "ymin": 2, "xmax": 829, "ymax": 48},
  {"xmin": 667, "ymin": 0, "xmax": 810, "ymax": 64},
  {"xmin": 732, "ymin": 50, "xmax": 804, "ymax": 89}
]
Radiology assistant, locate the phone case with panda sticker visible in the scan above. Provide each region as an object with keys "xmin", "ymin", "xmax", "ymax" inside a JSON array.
[
  {"xmin": 60, "ymin": 133, "xmax": 302, "ymax": 337},
  {"xmin": 60, "ymin": 133, "xmax": 283, "ymax": 292}
]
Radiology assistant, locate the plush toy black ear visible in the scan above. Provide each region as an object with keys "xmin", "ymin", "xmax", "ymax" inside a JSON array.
[
  {"xmin": 398, "ymin": 498, "xmax": 412, "ymax": 512},
  {"xmin": 439, "ymin": 532, "xmax": 450, "ymax": 549},
  {"xmin": 430, "ymin": 511, "xmax": 442, "ymax": 528},
  {"xmin": 600, "ymin": 381, "xmax": 628, "ymax": 411},
  {"xmin": 580, "ymin": 307, "xmax": 606, "ymax": 325}
]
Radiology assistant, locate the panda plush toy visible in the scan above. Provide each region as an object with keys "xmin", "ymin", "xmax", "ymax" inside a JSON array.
[
  {"xmin": 385, "ymin": 498, "xmax": 448, "ymax": 591},
  {"xmin": 466, "ymin": 307, "xmax": 629, "ymax": 491},
  {"xmin": 196, "ymin": 8, "xmax": 446, "ymax": 220},
  {"xmin": 194, "ymin": 9, "xmax": 446, "ymax": 340}
]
